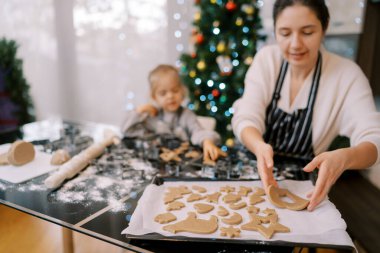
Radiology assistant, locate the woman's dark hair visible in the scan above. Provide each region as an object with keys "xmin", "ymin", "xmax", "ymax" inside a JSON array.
[{"xmin": 273, "ymin": 0, "xmax": 330, "ymax": 31}]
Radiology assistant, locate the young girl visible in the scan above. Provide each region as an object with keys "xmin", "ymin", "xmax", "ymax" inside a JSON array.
[{"xmin": 122, "ymin": 64, "xmax": 224, "ymax": 162}]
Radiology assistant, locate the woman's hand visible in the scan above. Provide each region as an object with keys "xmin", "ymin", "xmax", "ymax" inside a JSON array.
[
  {"xmin": 136, "ymin": 104, "xmax": 158, "ymax": 117},
  {"xmin": 254, "ymin": 142, "xmax": 278, "ymax": 191},
  {"xmin": 303, "ymin": 149, "xmax": 347, "ymax": 211},
  {"xmin": 203, "ymin": 139, "xmax": 226, "ymax": 161}
]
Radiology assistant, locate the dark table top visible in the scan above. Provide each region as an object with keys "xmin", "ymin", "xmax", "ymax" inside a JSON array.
[{"xmin": 0, "ymin": 119, "xmax": 354, "ymax": 253}]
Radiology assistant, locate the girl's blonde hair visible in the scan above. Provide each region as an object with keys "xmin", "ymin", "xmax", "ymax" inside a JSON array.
[{"xmin": 148, "ymin": 64, "xmax": 185, "ymax": 97}]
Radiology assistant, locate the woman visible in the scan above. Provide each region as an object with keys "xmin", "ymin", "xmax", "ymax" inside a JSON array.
[{"xmin": 232, "ymin": 0, "xmax": 380, "ymax": 211}]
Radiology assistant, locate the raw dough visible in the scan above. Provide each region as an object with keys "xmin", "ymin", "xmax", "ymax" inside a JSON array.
[
  {"xmin": 249, "ymin": 194, "xmax": 265, "ymax": 205},
  {"xmin": 166, "ymin": 201, "xmax": 185, "ymax": 211},
  {"xmin": 217, "ymin": 206, "xmax": 229, "ymax": 217},
  {"xmin": 154, "ymin": 212, "xmax": 177, "ymax": 224},
  {"xmin": 194, "ymin": 203, "xmax": 214, "ymax": 214},
  {"xmin": 220, "ymin": 226, "xmax": 241, "ymax": 238},
  {"xmin": 221, "ymin": 212, "xmax": 242, "ymax": 225},
  {"xmin": 192, "ymin": 185, "xmax": 207, "ymax": 193},
  {"xmin": 252, "ymin": 186, "xmax": 266, "ymax": 196},
  {"xmin": 167, "ymin": 185, "xmax": 192, "ymax": 195},
  {"xmin": 185, "ymin": 150, "xmax": 201, "ymax": 159},
  {"xmin": 50, "ymin": 149, "xmax": 71, "ymax": 165},
  {"xmin": 187, "ymin": 193, "xmax": 205, "ymax": 202},
  {"xmin": 223, "ymin": 193, "xmax": 241, "ymax": 204},
  {"xmin": 268, "ymin": 185, "xmax": 309, "ymax": 211},
  {"xmin": 229, "ymin": 201, "xmax": 247, "ymax": 210},
  {"xmin": 164, "ymin": 192, "xmax": 182, "ymax": 204},
  {"xmin": 247, "ymin": 206, "xmax": 260, "ymax": 214},
  {"xmin": 205, "ymin": 192, "xmax": 221, "ymax": 203},
  {"xmin": 163, "ymin": 212, "xmax": 218, "ymax": 234},
  {"xmin": 6, "ymin": 141, "xmax": 35, "ymax": 166},
  {"xmin": 220, "ymin": 185, "xmax": 235, "ymax": 193},
  {"xmin": 237, "ymin": 186, "xmax": 252, "ymax": 196},
  {"xmin": 241, "ymin": 210, "xmax": 290, "ymax": 239}
]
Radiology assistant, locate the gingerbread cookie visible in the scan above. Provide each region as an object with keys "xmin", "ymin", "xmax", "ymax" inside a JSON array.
[
  {"xmin": 247, "ymin": 206, "xmax": 260, "ymax": 214},
  {"xmin": 223, "ymin": 193, "xmax": 241, "ymax": 204},
  {"xmin": 241, "ymin": 216, "xmax": 290, "ymax": 239},
  {"xmin": 194, "ymin": 203, "xmax": 214, "ymax": 214},
  {"xmin": 167, "ymin": 185, "xmax": 192, "ymax": 195},
  {"xmin": 220, "ymin": 185, "xmax": 235, "ymax": 193},
  {"xmin": 163, "ymin": 212, "xmax": 218, "ymax": 234},
  {"xmin": 154, "ymin": 213, "xmax": 177, "ymax": 224},
  {"xmin": 229, "ymin": 201, "xmax": 247, "ymax": 210},
  {"xmin": 185, "ymin": 150, "xmax": 201, "ymax": 159},
  {"xmin": 166, "ymin": 201, "xmax": 185, "ymax": 211},
  {"xmin": 164, "ymin": 192, "xmax": 183, "ymax": 204},
  {"xmin": 187, "ymin": 193, "xmax": 205, "ymax": 202},
  {"xmin": 237, "ymin": 186, "xmax": 252, "ymax": 196},
  {"xmin": 249, "ymin": 194, "xmax": 265, "ymax": 205},
  {"xmin": 205, "ymin": 192, "xmax": 221, "ymax": 203},
  {"xmin": 220, "ymin": 226, "xmax": 241, "ymax": 238},
  {"xmin": 268, "ymin": 185, "xmax": 309, "ymax": 211},
  {"xmin": 252, "ymin": 186, "xmax": 266, "ymax": 196},
  {"xmin": 192, "ymin": 185, "xmax": 207, "ymax": 193},
  {"xmin": 221, "ymin": 212, "xmax": 242, "ymax": 225},
  {"xmin": 217, "ymin": 206, "xmax": 229, "ymax": 217}
]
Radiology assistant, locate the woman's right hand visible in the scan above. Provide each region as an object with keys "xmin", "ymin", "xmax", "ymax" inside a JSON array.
[
  {"xmin": 136, "ymin": 104, "xmax": 158, "ymax": 117},
  {"xmin": 254, "ymin": 142, "xmax": 278, "ymax": 192}
]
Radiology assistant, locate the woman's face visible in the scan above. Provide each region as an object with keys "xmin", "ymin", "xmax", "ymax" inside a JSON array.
[{"xmin": 275, "ymin": 4, "xmax": 325, "ymax": 69}]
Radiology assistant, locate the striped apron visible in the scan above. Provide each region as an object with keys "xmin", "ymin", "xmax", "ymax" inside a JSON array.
[{"xmin": 264, "ymin": 53, "xmax": 322, "ymax": 160}]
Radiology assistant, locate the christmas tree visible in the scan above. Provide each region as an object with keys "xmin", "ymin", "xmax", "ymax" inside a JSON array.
[
  {"xmin": 0, "ymin": 38, "xmax": 35, "ymax": 134},
  {"xmin": 180, "ymin": 0, "xmax": 265, "ymax": 146}
]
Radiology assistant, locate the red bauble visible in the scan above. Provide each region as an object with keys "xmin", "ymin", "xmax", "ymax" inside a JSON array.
[
  {"xmin": 226, "ymin": 1, "xmax": 237, "ymax": 11},
  {"xmin": 195, "ymin": 0, "xmax": 201, "ymax": 4},
  {"xmin": 212, "ymin": 89, "xmax": 220, "ymax": 97},
  {"xmin": 196, "ymin": 34, "xmax": 204, "ymax": 44},
  {"xmin": 191, "ymin": 52, "xmax": 197, "ymax": 58}
]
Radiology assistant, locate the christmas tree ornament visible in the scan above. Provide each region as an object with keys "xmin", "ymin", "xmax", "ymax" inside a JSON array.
[
  {"xmin": 191, "ymin": 52, "xmax": 197, "ymax": 58},
  {"xmin": 226, "ymin": 1, "xmax": 237, "ymax": 11},
  {"xmin": 206, "ymin": 103, "xmax": 211, "ymax": 110},
  {"xmin": 216, "ymin": 55, "xmax": 233, "ymax": 76},
  {"xmin": 235, "ymin": 17, "xmax": 243, "ymax": 26},
  {"xmin": 226, "ymin": 138, "xmax": 235, "ymax": 147},
  {"xmin": 210, "ymin": 0, "xmax": 217, "ymax": 4},
  {"xmin": 194, "ymin": 89, "xmax": 201, "ymax": 96},
  {"xmin": 195, "ymin": 0, "xmax": 201, "ymax": 4},
  {"xmin": 244, "ymin": 56, "xmax": 253, "ymax": 65},
  {"xmin": 197, "ymin": 60, "xmax": 206, "ymax": 71},
  {"xmin": 213, "ymin": 21, "xmax": 220, "ymax": 27},
  {"xmin": 216, "ymin": 41, "xmax": 226, "ymax": 53},
  {"xmin": 189, "ymin": 70, "xmax": 196, "ymax": 78},
  {"xmin": 241, "ymin": 4, "xmax": 255, "ymax": 15},
  {"xmin": 212, "ymin": 89, "xmax": 220, "ymax": 97},
  {"xmin": 194, "ymin": 12, "xmax": 201, "ymax": 22},
  {"xmin": 196, "ymin": 34, "xmax": 205, "ymax": 44}
]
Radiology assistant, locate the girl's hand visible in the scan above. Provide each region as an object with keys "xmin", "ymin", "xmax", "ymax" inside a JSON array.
[
  {"xmin": 136, "ymin": 104, "xmax": 158, "ymax": 117},
  {"xmin": 203, "ymin": 139, "xmax": 226, "ymax": 161},
  {"xmin": 303, "ymin": 149, "xmax": 347, "ymax": 211},
  {"xmin": 254, "ymin": 142, "xmax": 278, "ymax": 192}
]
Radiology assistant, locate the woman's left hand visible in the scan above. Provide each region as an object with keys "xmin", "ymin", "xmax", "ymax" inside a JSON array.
[{"xmin": 303, "ymin": 149, "xmax": 348, "ymax": 211}]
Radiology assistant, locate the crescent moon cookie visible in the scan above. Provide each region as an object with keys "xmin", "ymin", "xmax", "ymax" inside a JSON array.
[
  {"xmin": 194, "ymin": 203, "xmax": 214, "ymax": 214},
  {"xmin": 221, "ymin": 212, "xmax": 243, "ymax": 225}
]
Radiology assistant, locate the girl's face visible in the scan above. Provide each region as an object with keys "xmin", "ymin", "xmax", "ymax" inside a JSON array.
[
  {"xmin": 275, "ymin": 4, "xmax": 325, "ymax": 70},
  {"xmin": 152, "ymin": 74, "xmax": 184, "ymax": 112}
]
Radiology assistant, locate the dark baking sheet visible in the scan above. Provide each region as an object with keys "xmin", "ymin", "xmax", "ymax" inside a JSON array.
[{"xmin": 124, "ymin": 176, "xmax": 354, "ymax": 252}]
